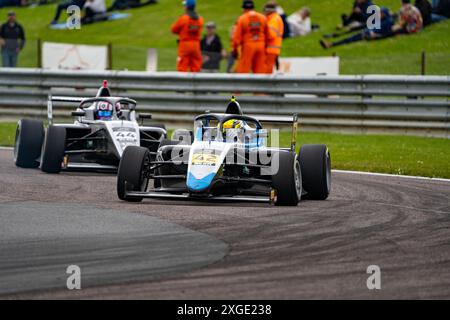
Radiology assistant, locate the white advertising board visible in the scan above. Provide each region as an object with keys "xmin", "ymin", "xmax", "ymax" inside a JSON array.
[
  {"xmin": 278, "ymin": 57, "xmax": 340, "ymax": 76},
  {"xmin": 42, "ymin": 42, "xmax": 108, "ymax": 70}
]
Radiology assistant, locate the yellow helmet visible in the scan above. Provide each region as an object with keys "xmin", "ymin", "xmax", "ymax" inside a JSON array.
[{"xmin": 223, "ymin": 119, "xmax": 243, "ymax": 131}]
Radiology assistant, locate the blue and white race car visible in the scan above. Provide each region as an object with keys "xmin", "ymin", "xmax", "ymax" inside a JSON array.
[{"xmin": 117, "ymin": 97, "xmax": 331, "ymax": 206}]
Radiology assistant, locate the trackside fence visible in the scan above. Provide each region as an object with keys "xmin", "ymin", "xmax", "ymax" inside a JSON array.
[{"xmin": 0, "ymin": 68, "xmax": 448, "ymax": 137}]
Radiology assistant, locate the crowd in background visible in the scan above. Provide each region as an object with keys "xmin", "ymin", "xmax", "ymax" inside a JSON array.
[
  {"xmin": 320, "ymin": 0, "xmax": 450, "ymax": 49},
  {"xmin": 172, "ymin": 0, "xmax": 449, "ymax": 73}
]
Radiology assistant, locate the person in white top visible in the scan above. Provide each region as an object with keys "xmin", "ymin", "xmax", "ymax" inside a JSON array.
[
  {"xmin": 83, "ymin": 0, "xmax": 106, "ymax": 23},
  {"xmin": 287, "ymin": 7, "xmax": 312, "ymax": 37}
]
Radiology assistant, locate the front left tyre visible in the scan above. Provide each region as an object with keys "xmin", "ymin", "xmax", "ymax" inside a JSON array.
[
  {"xmin": 117, "ymin": 146, "xmax": 151, "ymax": 202},
  {"xmin": 41, "ymin": 125, "xmax": 67, "ymax": 174},
  {"xmin": 14, "ymin": 119, "xmax": 44, "ymax": 168},
  {"xmin": 271, "ymin": 151, "xmax": 302, "ymax": 206}
]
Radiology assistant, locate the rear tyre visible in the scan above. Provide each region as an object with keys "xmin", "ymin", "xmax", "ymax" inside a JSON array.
[
  {"xmin": 41, "ymin": 125, "xmax": 66, "ymax": 174},
  {"xmin": 117, "ymin": 146, "xmax": 150, "ymax": 202},
  {"xmin": 14, "ymin": 119, "xmax": 44, "ymax": 168},
  {"xmin": 271, "ymin": 151, "xmax": 302, "ymax": 206},
  {"xmin": 299, "ymin": 144, "xmax": 331, "ymax": 200}
]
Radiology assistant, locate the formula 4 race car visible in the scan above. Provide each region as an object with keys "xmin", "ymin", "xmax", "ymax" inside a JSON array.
[
  {"xmin": 117, "ymin": 97, "xmax": 331, "ymax": 206},
  {"xmin": 14, "ymin": 81, "xmax": 166, "ymax": 173}
]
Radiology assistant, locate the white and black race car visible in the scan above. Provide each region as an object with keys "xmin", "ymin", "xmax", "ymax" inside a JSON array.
[
  {"xmin": 14, "ymin": 81, "xmax": 166, "ymax": 173},
  {"xmin": 117, "ymin": 97, "xmax": 331, "ymax": 206}
]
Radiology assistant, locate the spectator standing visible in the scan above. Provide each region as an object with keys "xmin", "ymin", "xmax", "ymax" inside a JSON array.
[
  {"xmin": 263, "ymin": 1, "xmax": 283, "ymax": 73},
  {"xmin": 171, "ymin": 0, "xmax": 204, "ymax": 72},
  {"xmin": 392, "ymin": 0, "xmax": 423, "ymax": 34},
  {"xmin": 232, "ymin": 0, "xmax": 269, "ymax": 74},
  {"xmin": 0, "ymin": 11, "xmax": 25, "ymax": 68},
  {"xmin": 50, "ymin": 0, "xmax": 86, "ymax": 25},
  {"xmin": 201, "ymin": 21, "xmax": 224, "ymax": 72}
]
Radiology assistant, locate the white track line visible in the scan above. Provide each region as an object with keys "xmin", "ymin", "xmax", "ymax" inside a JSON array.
[
  {"xmin": 332, "ymin": 169, "xmax": 450, "ymax": 183},
  {"xmin": 0, "ymin": 146, "xmax": 448, "ymax": 183}
]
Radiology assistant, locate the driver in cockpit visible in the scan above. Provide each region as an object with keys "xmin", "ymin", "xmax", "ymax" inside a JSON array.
[{"xmin": 94, "ymin": 101, "xmax": 122, "ymax": 121}]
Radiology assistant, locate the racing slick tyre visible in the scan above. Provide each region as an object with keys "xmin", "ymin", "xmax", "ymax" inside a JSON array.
[
  {"xmin": 299, "ymin": 144, "xmax": 331, "ymax": 200},
  {"xmin": 117, "ymin": 146, "xmax": 150, "ymax": 202},
  {"xmin": 14, "ymin": 119, "xmax": 44, "ymax": 168},
  {"xmin": 40, "ymin": 125, "xmax": 66, "ymax": 174},
  {"xmin": 271, "ymin": 151, "xmax": 302, "ymax": 206}
]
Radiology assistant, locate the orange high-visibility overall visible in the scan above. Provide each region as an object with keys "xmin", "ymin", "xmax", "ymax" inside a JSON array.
[
  {"xmin": 171, "ymin": 13, "xmax": 204, "ymax": 72},
  {"xmin": 265, "ymin": 12, "xmax": 284, "ymax": 73},
  {"xmin": 232, "ymin": 10, "xmax": 269, "ymax": 74}
]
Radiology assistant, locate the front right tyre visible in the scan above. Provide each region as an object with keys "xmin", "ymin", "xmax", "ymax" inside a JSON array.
[
  {"xmin": 40, "ymin": 125, "xmax": 66, "ymax": 174},
  {"xmin": 117, "ymin": 146, "xmax": 151, "ymax": 202},
  {"xmin": 299, "ymin": 144, "xmax": 331, "ymax": 200}
]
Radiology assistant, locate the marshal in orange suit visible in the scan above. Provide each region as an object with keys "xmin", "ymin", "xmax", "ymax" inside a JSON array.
[
  {"xmin": 171, "ymin": 0, "xmax": 204, "ymax": 72},
  {"xmin": 232, "ymin": 0, "xmax": 270, "ymax": 74},
  {"xmin": 264, "ymin": 1, "xmax": 284, "ymax": 73}
]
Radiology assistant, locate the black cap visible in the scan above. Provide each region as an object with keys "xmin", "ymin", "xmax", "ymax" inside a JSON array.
[{"xmin": 242, "ymin": 0, "xmax": 254, "ymax": 9}]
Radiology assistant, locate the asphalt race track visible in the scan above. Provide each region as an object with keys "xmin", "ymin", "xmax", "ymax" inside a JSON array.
[{"xmin": 0, "ymin": 148, "xmax": 449, "ymax": 299}]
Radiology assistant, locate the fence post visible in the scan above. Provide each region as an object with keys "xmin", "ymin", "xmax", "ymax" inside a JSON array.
[
  {"xmin": 107, "ymin": 43, "xmax": 113, "ymax": 70},
  {"xmin": 37, "ymin": 38, "xmax": 42, "ymax": 69},
  {"xmin": 421, "ymin": 51, "xmax": 426, "ymax": 76}
]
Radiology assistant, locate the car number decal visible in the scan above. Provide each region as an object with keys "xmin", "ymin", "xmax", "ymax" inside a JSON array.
[{"xmin": 192, "ymin": 153, "xmax": 218, "ymax": 166}]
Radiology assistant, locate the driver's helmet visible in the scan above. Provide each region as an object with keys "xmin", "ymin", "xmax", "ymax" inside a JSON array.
[
  {"xmin": 222, "ymin": 119, "xmax": 245, "ymax": 142},
  {"xmin": 95, "ymin": 101, "xmax": 114, "ymax": 121}
]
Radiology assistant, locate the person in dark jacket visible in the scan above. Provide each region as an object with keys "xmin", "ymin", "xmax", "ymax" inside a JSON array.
[
  {"xmin": 431, "ymin": 0, "xmax": 450, "ymax": 22},
  {"xmin": 415, "ymin": 0, "xmax": 432, "ymax": 26},
  {"xmin": 108, "ymin": 0, "xmax": 157, "ymax": 11},
  {"xmin": 0, "ymin": 11, "xmax": 25, "ymax": 68},
  {"xmin": 321, "ymin": 7, "xmax": 394, "ymax": 48},
  {"xmin": 339, "ymin": 0, "xmax": 375, "ymax": 29},
  {"xmin": 200, "ymin": 21, "xmax": 224, "ymax": 72}
]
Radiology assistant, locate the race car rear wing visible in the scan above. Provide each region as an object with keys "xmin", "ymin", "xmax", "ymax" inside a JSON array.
[{"xmin": 252, "ymin": 114, "xmax": 299, "ymax": 151}]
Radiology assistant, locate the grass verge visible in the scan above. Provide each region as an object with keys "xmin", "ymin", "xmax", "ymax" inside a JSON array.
[{"xmin": 1, "ymin": 122, "xmax": 449, "ymax": 178}]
